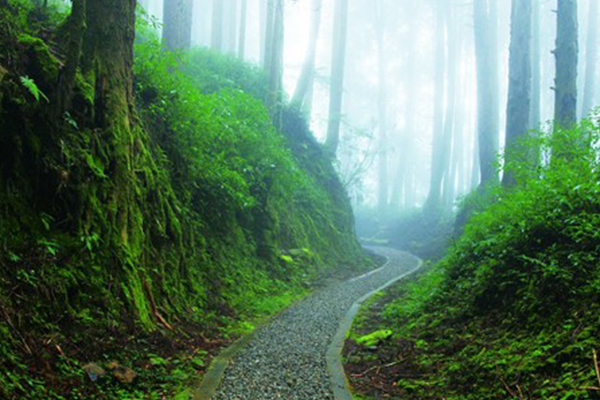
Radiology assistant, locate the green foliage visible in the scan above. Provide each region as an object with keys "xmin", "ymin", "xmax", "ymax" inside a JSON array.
[
  {"xmin": 0, "ymin": 6, "xmax": 365, "ymax": 400},
  {"xmin": 19, "ymin": 75, "xmax": 48, "ymax": 102},
  {"xmin": 355, "ymin": 330, "xmax": 392, "ymax": 347},
  {"xmin": 349, "ymin": 122, "xmax": 600, "ymax": 399}
]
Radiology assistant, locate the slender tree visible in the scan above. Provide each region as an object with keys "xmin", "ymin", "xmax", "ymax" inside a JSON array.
[
  {"xmin": 291, "ymin": 0, "xmax": 323, "ymax": 113},
  {"xmin": 53, "ymin": 0, "xmax": 86, "ymax": 120},
  {"xmin": 474, "ymin": 0, "xmax": 500, "ymax": 186},
  {"xmin": 325, "ymin": 0, "xmax": 349, "ymax": 155},
  {"xmin": 266, "ymin": 0, "xmax": 284, "ymax": 113},
  {"xmin": 424, "ymin": 0, "xmax": 447, "ymax": 212},
  {"xmin": 530, "ymin": 0, "xmax": 541, "ymax": 130},
  {"xmin": 440, "ymin": 3, "xmax": 459, "ymax": 209},
  {"xmin": 263, "ymin": 0, "xmax": 275, "ymax": 69},
  {"xmin": 259, "ymin": 0, "xmax": 267, "ymax": 64},
  {"xmin": 238, "ymin": 0, "xmax": 248, "ymax": 59},
  {"xmin": 211, "ymin": 0, "xmax": 224, "ymax": 52},
  {"xmin": 503, "ymin": 0, "xmax": 532, "ymax": 187},
  {"xmin": 581, "ymin": 0, "xmax": 598, "ymax": 118},
  {"xmin": 375, "ymin": 0, "xmax": 388, "ymax": 212},
  {"xmin": 162, "ymin": 0, "xmax": 193, "ymax": 50},
  {"xmin": 225, "ymin": 0, "xmax": 238, "ymax": 54},
  {"xmin": 554, "ymin": 0, "xmax": 578, "ymax": 129},
  {"xmin": 471, "ymin": 134, "xmax": 480, "ymax": 189}
]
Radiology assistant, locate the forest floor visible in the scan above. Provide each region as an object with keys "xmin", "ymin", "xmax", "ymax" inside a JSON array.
[
  {"xmin": 207, "ymin": 247, "xmax": 420, "ymax": 400},
  {"xmin": 342, "ymin": 271, "xmax": 427, "ymax": 400}
]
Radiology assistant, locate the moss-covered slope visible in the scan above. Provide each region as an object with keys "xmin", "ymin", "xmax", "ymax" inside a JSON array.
[
  {"xmin": 0, "ymin": 3, "xmax": 365, "ymax": 398},
  {"xmin": 345, "ymin": 125, "xmax": 600, "ymax": 400}
]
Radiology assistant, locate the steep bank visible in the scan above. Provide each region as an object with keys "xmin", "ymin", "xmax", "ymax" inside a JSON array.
[
  {"xmin": 345, "ymin": 125, "xmax": 600, "ymax": 399},
  {"xmin": 0, "ymin": 3, "xmax": 366, "ymax": 399}
]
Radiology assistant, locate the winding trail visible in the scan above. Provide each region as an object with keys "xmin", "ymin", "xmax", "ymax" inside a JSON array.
[{"xmin": 195, "ymin": 247, "xmax": 421, "ymax": 400}]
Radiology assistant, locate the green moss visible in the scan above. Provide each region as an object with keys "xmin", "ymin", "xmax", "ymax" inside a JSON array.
[
  {"xmin": 17, "ymin": 33, "xmax": 60, "ymax": 81},
  {"xmin": 0, "ymin": 7, "xmax": 367, "ymax": 399},
  {"xmin": 351, "ymin": 124, "xmax": 600, "ymax": 400}
]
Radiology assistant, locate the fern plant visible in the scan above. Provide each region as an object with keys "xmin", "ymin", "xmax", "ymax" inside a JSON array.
[{"xmin": 20, "ymin": 75, "xmax": 49, "ymax": 103}]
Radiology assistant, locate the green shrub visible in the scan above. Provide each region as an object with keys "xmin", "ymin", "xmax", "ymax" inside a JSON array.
[{"xmin": 372, "ymin": 122, "xmax": 600, "ymax": 399}]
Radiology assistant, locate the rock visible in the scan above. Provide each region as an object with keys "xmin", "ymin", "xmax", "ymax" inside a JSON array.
[
  {"xmin": 106, "ymin": 361, "xmax": 138, "ymax": 383},
  {"xmin": 83, "ymin": 363, "xmax": 106, "ymax": 382},
  {"xmin": 112, "ymin": 366, "xmax": 138, "ymax": 384},
  {"xmin": 106, "ymin": 360, "xmax": 120, "ymax": 370}
]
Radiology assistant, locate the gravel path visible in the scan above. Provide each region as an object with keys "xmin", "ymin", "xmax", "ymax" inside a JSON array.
[{"xmin": 213, "ymin": 247, "xmax": 420, "ymax": 400}]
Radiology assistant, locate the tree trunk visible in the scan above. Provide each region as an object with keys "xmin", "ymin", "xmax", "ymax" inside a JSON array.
[
  {"xmin": 440, "ymin": 4, "xmax": 459, "ymax": 210},
  {"xmin": 325, "ymin": 0, "xmax": 349, "ymax": 156},
  {"xmin": 291, "ymin": 0, "xmax": 323, "ymax": 112},
  {"xmin": 474, "ymin": 0, "xmax": 500, "ymax": 187},
  {"xmin": 238, "ymin": 0, "xmax": 248, "ymax": 59},
  {"xmin": 53, "ymin": 0, "xmax": 86, "ymax": 120},
  {"xmin": 162, "ymin": 0, "xmax": 193, "ymax": 50},
  {"xmin": 554, "ymin": 0, "xmax": 578, "ymax": 129},
  {"xmin": 225, "ymin": 0, "xmax": 238, "ymax": 54},
  {"xmin": 471, "ymin": 131, "xmax": 480, "ymax": 189},
  {"xmin": 81, "ymin": 0, "xmax": 139, "ymax": 247},
  {"xmin": 503, "ymin": 0, "xmax": 532, "ymax": 187},
  {"xmin": 530, "ymin": 0, "xmax": 541, "ymax": 130},
  {"xmin": 375, "ymin": 0, "xmax": 388, "ymax": 213},
  {"xmin": 263, "ymin": 0, "xmax": 275, "ymax": 70},
  {"xmin": 259, "ymin": 0, "xmax": 267, "ymax": 65},
  {"xmin": 581, "ymin": 0, "xmax": 598, "ymax": 118},
  {"xmin": 266, "ymin": 0, "xmax": 284, "ymax": 114},
  {"xmin": 211, "ymin": 0, "xmax": 224, "ymax": 52},
  {"xmin": 424, "ymin": 0, "xmax": 446, "ymax": 212}
]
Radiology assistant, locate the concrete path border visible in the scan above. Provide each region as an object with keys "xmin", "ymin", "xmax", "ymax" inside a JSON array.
[
  {"xmin": 326, "ymin": 252, "xmax": 423, "ymax": 400},
  {"xmin": 193, "ymin": 251, "xmax": 423, "ymax": 400}
]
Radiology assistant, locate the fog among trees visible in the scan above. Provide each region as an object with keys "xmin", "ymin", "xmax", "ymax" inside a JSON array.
[
  {"xmin": 4, "ymin": 0, "xmax": 600, "ymax": 398},
  {"xmin": 142, "ymin": 0, "xmax": 598, "ymax": 215}
]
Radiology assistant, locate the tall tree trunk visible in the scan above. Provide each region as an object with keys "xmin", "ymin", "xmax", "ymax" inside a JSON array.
[
  {"xmin": 291, "ymin": 0, "xmax": 323, "ymax": 112},
  {"xmin": 581, "ymin": 0, "xmax": 598, "ymax": 117},
  {"xmin": 471, "ymin": 132, "xmax": 480, "ymax": 189},
  {"xmin": 263, "ymin": 0, "xmax": 275, "ymax": 70},
  {"xmin": 238, "ymin": 0, "xmax": 248, "ymax": 59},
  {"xmin": 554, "ymin": 0, "xmax": 578, "ymax": 129},
  {"xmin": 53, "ymin": 0, "xmax": 86, "ymax": 120},
  {"xmin": 266, "ymin": 0, "xmax": 284, "ymax": 115},
  {"xmin": 225, "ymin": 0, "xmax": 238, "ymax": 54},
  {"xmin": 211, "ymin": 0, "xmax": 224, "ymax": 52},
  {"xmin": 259, "ymin": 0, "xmax": 267, "ymax": 65},
  {"xmin": 503, "ymin": 0, "xmax": 532, "ymax": 187},
  {"xmin": 424, "ymin": 0, "xmax": 446, "ymax": 213},
  {"xmin": 474, "ymin": 0, "xmax": 500, "ymax": 187},
  {"xmin": 82, "ymin": 0, "xmax": 139, "ymax": 247},
  {"xmin": 530, "ymin": 0, "xmax": 541, "ymax": 130},
  {"xmin": 402, "ymin": 7, "xmax": 419, "ymax": 210},
  {"xmin": 162, "ymin": 0, "xmax": 193, "ymax": 50},
  {"xmin": 375, "ymin": 0, "xmax": 388, "ymax": 213},
  {"xmin": 439, "ymin": 3, "xmax": 458, "ymax": 210},
  {"xmin": 325, "ymin": 0, "xmax": 349, "ymax": 155}
]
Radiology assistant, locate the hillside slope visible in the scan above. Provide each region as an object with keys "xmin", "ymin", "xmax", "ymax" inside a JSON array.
[
  {"xmin": 345, "ymin": 124, "xmax": 600, "ymax": 399},
  {"xmin": 0, "ymin": 3, "xmax": 366, "ymax": 399}
]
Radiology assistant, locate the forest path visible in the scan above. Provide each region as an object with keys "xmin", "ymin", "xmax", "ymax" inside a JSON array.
[{"xmin": 196, "ymin": 247, "xmax": 421, "ymax": 400}]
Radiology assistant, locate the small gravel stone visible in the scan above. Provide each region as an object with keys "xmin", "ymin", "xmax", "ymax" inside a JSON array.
[{"xmin": 214, "ymin": 247, "xmax": 419, "ymax": 400}]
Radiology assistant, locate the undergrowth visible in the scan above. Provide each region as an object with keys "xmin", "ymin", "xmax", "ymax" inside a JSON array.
[
  {"xmin": 346, "ymin": 121, "xmax": 600, "ymax": 399},
  {"xmin": 0, "ymin": 3, "xmax": 366, "ymax": 399}
]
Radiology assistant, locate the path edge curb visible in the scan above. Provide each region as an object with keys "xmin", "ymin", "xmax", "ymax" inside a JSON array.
[
  {"xmin": 326, "ymin": 252, "xmax": 423, "ymax": 400},
  {"xmin": 192, "ymin": 258, "xmax": 392, "ymax": 399}
]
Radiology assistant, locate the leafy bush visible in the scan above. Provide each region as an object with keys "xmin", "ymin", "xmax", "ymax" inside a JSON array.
[
  {"xmin": 0, "ymin": 6, "xmax": 365, "ymax": 399},
  {"xmin": 356, "ymin": 122, "xmax": 600, "ymax": 399}
]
